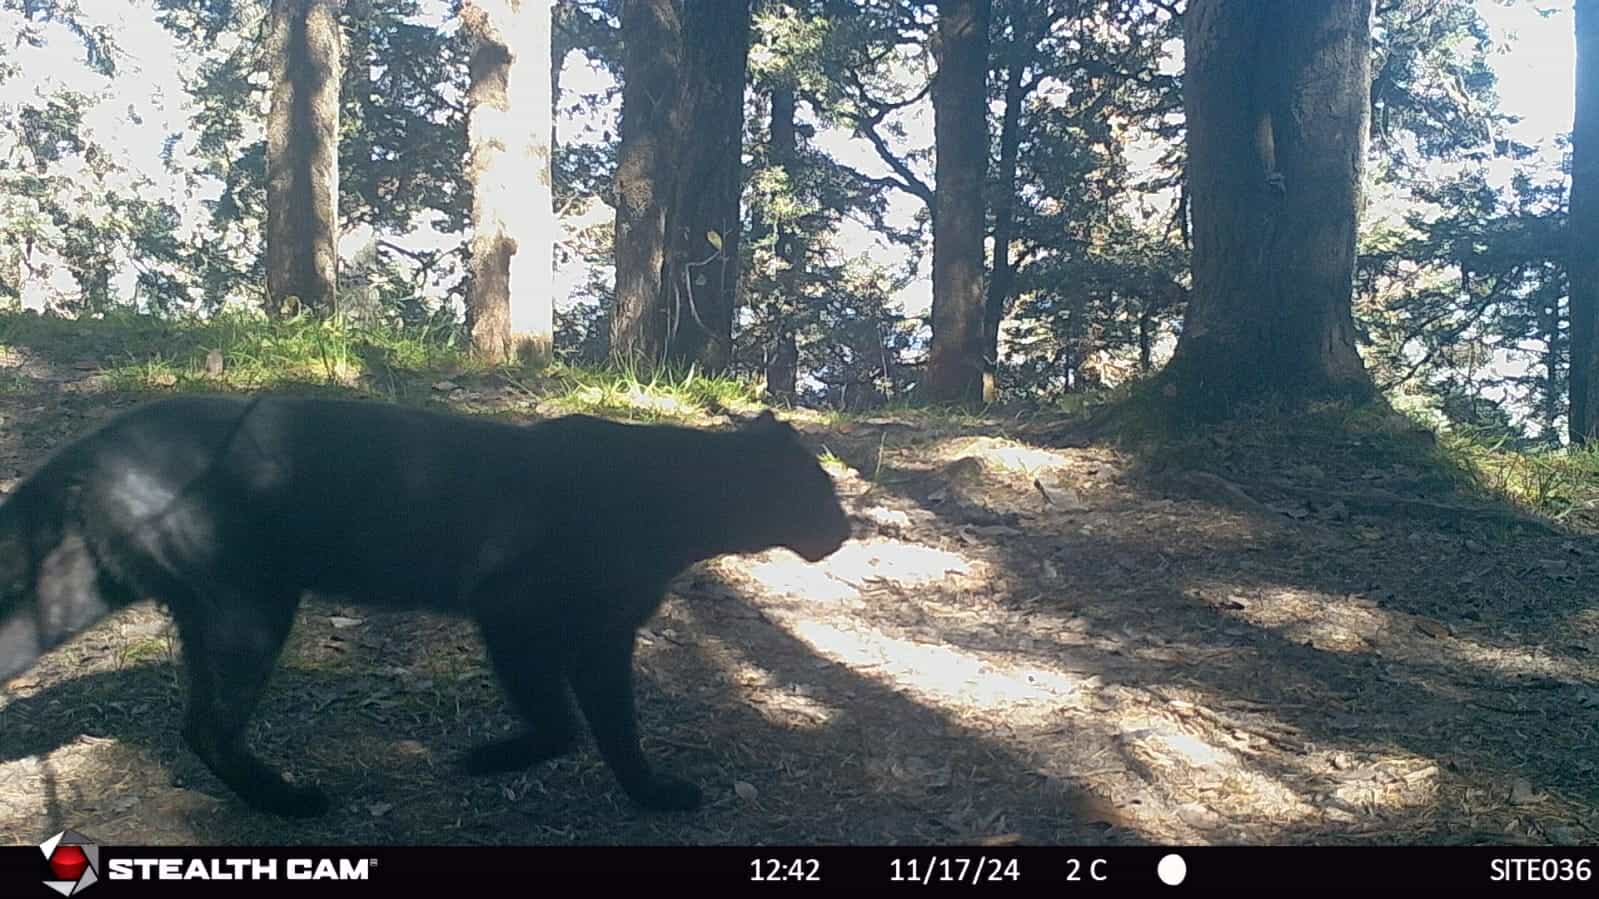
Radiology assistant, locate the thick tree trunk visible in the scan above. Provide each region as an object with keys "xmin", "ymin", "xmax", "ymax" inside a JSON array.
[
  {"xmin": 766, "ymin": 84, "xmax": 800, "ymax": 402},
  {"xmin": 1164, "ymin": 0, "xmax": 1374, "ymax": 413},
  {"xmin": 924, "ymin": 0, "xmax": 990, "ymax": 406},
  {"xmin": 610, "ymin": 0, "xmax": 683, "ymax": 367},
  {"xmin": 462, "ymin": 0, "xmax": 555, "ymax": 367},
  {"xmin": 266, "ymin": 0, "xmax": 342, "ymax": 317},
  {"xmin": 661, "ymin": 0, "xmax": 750, "ymax": 374},
  {"xmin": 983, "ymin": 14, "xmax": 1032, "ymax": 404},
  {"xmin": 1570, "ymin": 0, "xmax": 1599, "ymax": 444}
]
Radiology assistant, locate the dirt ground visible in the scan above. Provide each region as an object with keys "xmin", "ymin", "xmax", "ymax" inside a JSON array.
[{"xmin": 1, "ymin": 346, "xmax": 1596, "ymax": 847}]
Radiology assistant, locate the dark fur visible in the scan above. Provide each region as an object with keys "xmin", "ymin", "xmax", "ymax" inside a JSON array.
[{"xmin": 0, "ymin": 395, "xmax": 850, "ymax": 816}]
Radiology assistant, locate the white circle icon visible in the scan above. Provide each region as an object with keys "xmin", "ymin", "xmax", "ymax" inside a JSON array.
[{"xmin": 1157, "ymin": 853, "xmax": 1187, "ymax": 886}]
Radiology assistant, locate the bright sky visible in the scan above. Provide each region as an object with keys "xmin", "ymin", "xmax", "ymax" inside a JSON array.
[{"xmin": 1, "ymin": 0, "xmax": 1582, "ymax": 318}]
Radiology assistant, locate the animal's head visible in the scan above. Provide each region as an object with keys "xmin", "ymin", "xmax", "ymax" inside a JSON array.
[{"xmin": 735, "ymin": 410, "xmax": 852, "ymax": 563}]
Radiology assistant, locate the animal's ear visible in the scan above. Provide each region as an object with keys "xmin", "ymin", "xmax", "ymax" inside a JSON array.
[{"xmin": 746, "ymin": 409, "xmax": 795, "ymax": 440}]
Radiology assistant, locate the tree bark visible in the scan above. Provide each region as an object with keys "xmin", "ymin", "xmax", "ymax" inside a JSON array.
[
  {"xmin": 766, "ymin": 84, "xmax": 801, "ymax": 402},
  {"xmin": 1570, "ymin": 0, "xmax": 1599, "ymax": 444},
  {"xmin": 266, "ymin": 0, "xmax": 343, "ymax": 317},
  {"xmin": 923, "ymin": 0, "xmax": 990, "ymax": 406},
  {"xmin": 1542, "ymin": 288, "xmax": 1563, "ymax": 444},
  {"xmin": 1164, "ymin": 0, "xmax": 1374, "ymax": 413},
  {"xmin": 983, "ymin": 8, "xmax": 1034, "ymax": 404},
  {"xmin": 462, "ymin": 0, "xmax": 555, "ymax": 367},
  {"xmin": 661, "ymin": 0, "xmax": 750, "ymax": 374},
  {"xmin": 610, "ymin": 0, "xmax": 683, "ymax": 367}
]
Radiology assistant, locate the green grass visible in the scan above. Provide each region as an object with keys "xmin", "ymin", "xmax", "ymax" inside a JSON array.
[
  {"xmin": 1435, "ymin": 427, "xmax": 1599, "ymax": 524},
  {"xmin": 0, "ymin": 309, "xmax": 789, "ymax": 424},
  {"xmin": 0, "ymin": 308, "xmax": 466, "ymax": 396},
  {"xmin": 535, "ymin": 360, "xmax": 765, "ymax": 421}
]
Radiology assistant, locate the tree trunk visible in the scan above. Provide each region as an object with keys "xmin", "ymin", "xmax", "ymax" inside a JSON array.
[
  {"xmin": 462, "ymin": 0, "xmax": 555, "ymax": 367},
  {"xmin": 924, "ymin": 0, "xmax": 990, "ymax": 406},
  {"xmin": 983, "ymin": 5, "xmax": 1034, "ymax": 404},
  {"xmin": 1570, "ymin": 0, "xmax": 1599, "ymax": 444},
  {"xmin": 1543, "ymin": 289, "xmax": 1563, "ymax": 444},
  {"xmin": 766, "ymin": 83, "xmax": 800, "ymax": 402},
  {"xmin": 610, "ymin": 0, "xmax": 683, "ymax": 367},
  {"xmin": 266, "ymin": 0, "xmax": 343, "ymax": 317},
  {"xmin": 1164, "ymin": 0, "xmax": 1374, "ymax": 414},
  {"xmin": 661, "ymin": 0, "xmax": 750, "ymax": 374}
]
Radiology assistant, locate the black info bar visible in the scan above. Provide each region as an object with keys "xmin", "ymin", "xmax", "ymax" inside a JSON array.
[{"xmin": 3, "ymin": 845, "xmax": 1595, "ymax": 893}]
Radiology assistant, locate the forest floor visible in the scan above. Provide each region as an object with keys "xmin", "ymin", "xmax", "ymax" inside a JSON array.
[{"xmin": 0, "ymin": 332, "xmax": 1596, "ymax": 847}]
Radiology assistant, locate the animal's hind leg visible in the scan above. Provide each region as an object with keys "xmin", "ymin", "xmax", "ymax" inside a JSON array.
[
  {"xmin": 459, "ymin": 609, "xmax": 579, "ymax": 775},
  {"xmin": 168, "ymin": 586, "xmax": 323, "ymax": 817}
]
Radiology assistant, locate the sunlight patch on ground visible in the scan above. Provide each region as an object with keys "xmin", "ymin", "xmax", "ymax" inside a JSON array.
[
  {"xmin": 1437, "ymin": 634, "xmax": 1599, "ymax": 683},
  {"xmin": 1081, "ymin": 692, "xmax": 1446, "ymax": 839},
  {"xmin": 1112, "ymin": 722, "xmax": 1319, "ymax": 823},
  {"xmin": 564, "ymin": 384, "xmax": 689, "ymax": 416},
  {"xmin": 697, "ymin": 640, "xmax": 842, "ymax": 731},
  {"xmin": 742, "ymin": 538, "xmax": 976, "ymax": 602},
  {"xmin": 929, "ymin": 437, "xmax": 1073, "ymax": 475},
  {"xmin": 773, "ymin": 616, "xmax": 1090, "ymax": 723},
  {"xmin": 0, "ymin": 738, "xmax": 211, "ymax": 844},
  {"xmin": 1182, "ymin": 582, "xmax": 1388, "ymax": 654},
  {"xmin": 1183, "ymin": 579, "xmax": 1599, "ymax": 682}
]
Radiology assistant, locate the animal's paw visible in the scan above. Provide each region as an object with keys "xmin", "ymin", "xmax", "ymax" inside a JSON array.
[
  {"xmin": 459, "ymin": 732, "xmax": 575, "ymax": 775},
  {"xmin": 627, "ymin": 773, "xmax": 702, "ymax": 812},
  {"xmin": 247, "ymin": 782, "xmax": 331, "ymax": 818}
]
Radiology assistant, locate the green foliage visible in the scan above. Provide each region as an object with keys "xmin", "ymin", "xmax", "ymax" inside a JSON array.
[
  {"xmin": 1358, "ymin": 156, "xmax": 1568, "ymax": 446},
  {"xmin": 985, "ymin": 0, "xmax": 1184, "ymax": 398},
  {"xmin": 1370, "ymin": 0, "xmax": 1530, "ymax": 174},
  {"xmin": 1352, "ymin": 0, "xmax": 1569, "ymax": 442},
  {"xmin": 339, "ymin": 0, "xmax": 471, "ymax": 236}
]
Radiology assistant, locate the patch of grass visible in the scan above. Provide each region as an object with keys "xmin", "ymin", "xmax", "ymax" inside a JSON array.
[
  {"xmin": 539, "ymin": 361, "xmax": 764, "ymax": 422},
  {"xmin": 0, "ymin": 309, "xmax": 466, "ymax": 395},
  {"xmin": 1435, "ymin": 428, "xmax": 1599, "ymax": 525},
  {"xmin": 117, "ymin": 637, "xmax": 172, "ymax": 668}
]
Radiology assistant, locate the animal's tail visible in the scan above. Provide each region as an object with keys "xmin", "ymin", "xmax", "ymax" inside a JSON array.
[{"xmin": 0, "ymin": 471, "xmax": 96, "ymax": 684}]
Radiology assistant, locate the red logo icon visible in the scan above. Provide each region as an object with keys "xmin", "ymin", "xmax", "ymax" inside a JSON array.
[{"xmin": 40, "ymin": 830, "xmax": 99, "ymax": 895}]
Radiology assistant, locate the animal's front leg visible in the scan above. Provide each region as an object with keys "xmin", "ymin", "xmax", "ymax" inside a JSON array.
[
  {"xmin": 569, "ymin": 625, "xmax": 701, "ymax": 811},
  {"xmin": 459, "ymin": 607, "xmax": 580, "ymax": 774}
]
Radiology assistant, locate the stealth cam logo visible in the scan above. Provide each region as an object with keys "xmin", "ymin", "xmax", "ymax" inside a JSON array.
[{"xmin": 39, "ymin": 830, "xmax": 100, "ymax": 895}]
